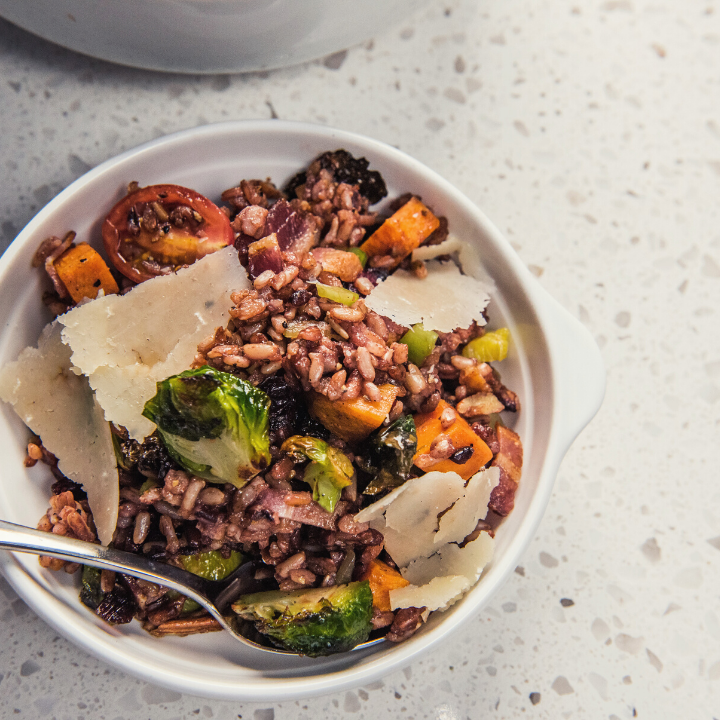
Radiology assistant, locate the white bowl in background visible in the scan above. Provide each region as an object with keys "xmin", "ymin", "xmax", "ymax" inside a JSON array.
[
  {"xmin": 0, "ymin": 0, "xmax": 431, "ymax": 74},
  {"xmin": 0, "ymin": 120, "xmax": 605, "ymax": 701}
]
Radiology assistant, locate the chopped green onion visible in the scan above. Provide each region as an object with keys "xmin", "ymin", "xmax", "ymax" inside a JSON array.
[
  {"xmin": 399, "ymin": 323, "xmax": 438, "ymax": 367},
  {"xmin": 462, "ymin": 327, "xmax": 510, "ymax": 362},
  {"xmin": 316, "ymin": 282, "xmax": 359, "ymax": 307}
]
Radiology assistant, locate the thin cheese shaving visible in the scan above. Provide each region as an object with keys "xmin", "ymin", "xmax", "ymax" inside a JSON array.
[
  {"xmin": 402, "ymin": 532, "xmax": 495, "ymax": 587},
  {"xmin": 382, "ymin": 471, "xmax": 465, "ymax": 567},
  {"xmin": 355, "ymin": 467, "xmax": 499, "ymax": 612},
  {"xmin": 0, "ymin": 322, "xmax": 118, "ymax": 545},
  {"xmin": 389, "ymin": 575, "xmax": 470, "ymax": 613},
  {"xmin": 410, "ymin": 234, "xmax": 495, "ymax": 288},
  {"xmin": 391, "ymin": 533, "xmax": 495, "ymax": 611},
  {"xmin": 60, "ymin": 246, "xmax": 250, "ymax": 439},
  {"xmin": 364, "ymin": 260, "xmax": 490, "ymax": 332},
  {"xmin": 434, "ymin": 466, "xmax": 499, "ymax": 546}
]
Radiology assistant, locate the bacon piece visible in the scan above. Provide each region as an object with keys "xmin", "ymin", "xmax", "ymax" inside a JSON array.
[
  {"xmin": 247, "ymin": 234, "xmax": 284, "ymax": 279},
  {"xmin": 488, "ymin": 425, "xmax": 523, "ymax": 516},
  {"xmin": 265, "ymin": 199, "xmax": 320, "ymax": 256},
  {"xmin": 250, "ymin": 489, "xmax": 338, "ymax": 530}
]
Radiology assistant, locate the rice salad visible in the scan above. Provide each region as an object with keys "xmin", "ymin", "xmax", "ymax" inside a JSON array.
[{"xmin": 0, "ymin": 150, "xmax": 523, "ymax": 656}]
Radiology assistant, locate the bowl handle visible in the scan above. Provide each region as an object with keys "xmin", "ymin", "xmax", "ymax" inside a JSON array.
[{"xmin": 540, "ymin": 293, "xmax": 606, "ymax": 453}]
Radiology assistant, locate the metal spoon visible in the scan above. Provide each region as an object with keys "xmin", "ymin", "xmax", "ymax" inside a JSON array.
[{"xmin": 0, "ymin": 518, "xmax": 381, "ymax": 655}]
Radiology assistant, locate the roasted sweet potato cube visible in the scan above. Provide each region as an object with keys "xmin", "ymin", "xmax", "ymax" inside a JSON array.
[
  {"xmin": 413, "ymin": 399, "xmax": 493, "ymax": 480},
  {"xmin": 360, "ymin": 559, "xmax": 410, "ymax": 612},
  {"xmin": 310, "ymin": 247, "xmax": 363, "ymax": 282},
  {"xmin": 54, "ymin": 243, "xmax": 119, "ymax": 303},
  {"xmin": 308, "ymin": 384, "xmax": 400, "ymax": 444},
  {"xmin": 360, "ymin": 197, "xmax": 440, "ymax": 267}
]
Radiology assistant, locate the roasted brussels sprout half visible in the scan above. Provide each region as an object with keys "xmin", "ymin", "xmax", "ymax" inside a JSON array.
[
  {"xmin": 280, "ymin": 435, "xmax": 354, "ymax": 513},
  {"xmin": 232, "ymin": 581, "xmax": 373, "ymax": 657},
  {"xmin": 143, "ymin": 366, "xmax": 271, "ymax": 488}
]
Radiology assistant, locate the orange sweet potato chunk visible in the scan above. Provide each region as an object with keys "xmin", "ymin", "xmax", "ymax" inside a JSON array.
[
  {"xmin": 54, "ymin": 243, "xmax": 119, "ymax": 303},
  {"xmin": 308, "ymin": 384, "xmax": 400, "ymax": 444},
  {"xmin": 361, "ymin": 559, "xmax": 410, "ymax": 612},
  {"xmin": 360, "ymin": 197, "xmax": 440, "ymax": 266},
  {"xmin": 413, "ymin": 399, "xmax": 493, "ymax": 480}
]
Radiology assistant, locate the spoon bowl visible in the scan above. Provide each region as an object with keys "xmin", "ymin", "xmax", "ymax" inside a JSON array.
[{"xmin": 0, "ymin": 518, "xmax": 381, "ymax": 655}]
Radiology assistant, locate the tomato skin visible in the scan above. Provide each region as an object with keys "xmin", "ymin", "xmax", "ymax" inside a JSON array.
[{"xmin": 102, "ymin": 184, "xmax": 234, "ymax": 283}]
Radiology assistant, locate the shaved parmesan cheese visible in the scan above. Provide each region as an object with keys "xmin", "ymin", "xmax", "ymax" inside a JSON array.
[
  {"xmin": 411, "ymin": 236, "xmax": 465, "ymax": 262},
  {"xmin": 402, "ymin": 532, "xmax": 495, "ymax": 587},
  {"xmin": 411, "ymin": 234, "xmax": 495, "ymax": 289},
  {"xmin": 434, "ymin": 467, "xmax": 499, "ymax": 546},
  {"xmin": 382, "ymin": 471, "xmax": 465, "ymax": 567},
  {"xmin": 391, "ymin": 534, "xmax": 495, "ymax": 611},
  {"xmin": 355, "ymin": 467, "xmax": 499, "ymax": 612},
  {"xmin": 358, "ymin": 468, "xmax": 499, "ymax": 568},
  {"xmin": 0, "ymin": 323, "xmax": 118, "ymax": 545},
  {"xmin": 60, "ymin": 246, "xmax": 250, "ymax": 439},
  {"xmin": 354, "ymin": 482, "xmax": 408, "ymax": 524},
  {"xmin": 365, "ymin": 260, "xmax": 490, "ymax": 332},
  {"xmin": 389, "ymin": 575, "xmax": 469, "ymax": 613}
]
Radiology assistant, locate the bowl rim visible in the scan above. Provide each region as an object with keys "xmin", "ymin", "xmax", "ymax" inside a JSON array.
[{"xmin": 0, "ymin": 119, "xmax": 605, "ymax": 700}]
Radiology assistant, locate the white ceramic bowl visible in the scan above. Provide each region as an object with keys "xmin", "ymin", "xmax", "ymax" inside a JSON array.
[
  {"xmin": 0, "ymin": 121, "xmax": 605, "ymax": 701},
  {"xmin": 0, "ymin": 0, "xmax": 431, "ymax": 74}
]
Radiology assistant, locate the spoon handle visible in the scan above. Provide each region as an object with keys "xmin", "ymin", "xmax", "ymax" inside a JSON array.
[{"xmin": 0, "ymin": 518, "xmax": 210, "ymax": 603}]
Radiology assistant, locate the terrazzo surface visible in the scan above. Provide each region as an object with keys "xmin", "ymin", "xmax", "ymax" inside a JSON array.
[{"xmin": 1, "ymin": 0, "xmax": 719, "ymax": 717}]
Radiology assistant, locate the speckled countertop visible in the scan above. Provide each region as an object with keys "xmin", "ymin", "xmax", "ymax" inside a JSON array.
[{"xmin": 1, "ymin": 0, "xmax": 719, "ymax": 718}]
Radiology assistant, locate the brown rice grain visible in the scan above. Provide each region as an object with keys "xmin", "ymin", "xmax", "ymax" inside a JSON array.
[
  {"xmin": 363, "ymin": 381, "xmax": 381, "ymax": 402},
  {"xmin": 289, "ymin": 569, "xmax": 316, "ymax": 586},
  {"xmin": 405, "ymin": 364, "xmax": 427, "ymax": 394},
  {"xmin": 180, "ymin": 478, "xmax": 206, "ymax": 518},
  {"xmin": 242, "ymin": 343, "xmax": 281, "ymax": 361},
  {"xmin": 253, "ymin": 270, "xmax": 275, "ymax": 290},
  {"xmin": 132, "ymin": 511, "xmax": 152, "ymax": 545},
  {"xmin": 450, "ymin": 355, "xmax": 476, "ymax": 370},
  {"xmin": 392, "ymin": 343, "xmax": 409, "ymax": 364},
  {"xmin": 198, "ymin": 487, "xmax": 226, "ymax": 506},
  {"xmin": 440, "ymin": 405, "xmax": 457, "ymax": 429},
  {"xmin": 329, "ymin": 306, "xmax": 365, "ymax": 323},
  {"xmin": 356, "ymin": 346, "xmax": 375, "ymax": 382},
  {"xmin": 276, "ymin": 552, "xmax": 306, "ymax": 578}
]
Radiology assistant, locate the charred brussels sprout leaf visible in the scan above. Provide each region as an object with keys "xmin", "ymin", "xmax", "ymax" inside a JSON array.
[
  {"xmin": 281, "ymin": 436, "xmax": 354, "ymax": 513},
  {"xmin": 361, "ymin": 415, "xmax": 417, "ymax": 495},
  {"xmin": 180, "ymin": 550, "xmax": 243, "ymax": 582},
  {"xmin": 143, "ymin": 366, "xmax": 271, "ymax": 488},
  {"xmin": 232, "ymin": 581, "xmax": 374, "ymax": 656},
  {"xmin": 79, "ymin": 566, "xmax": 104, "ymax": 610}
]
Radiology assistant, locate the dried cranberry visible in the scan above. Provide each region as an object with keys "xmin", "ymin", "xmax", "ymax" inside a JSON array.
[
  {"xmin": 96, "ymin": 587, "xmax": 136, "ymax": 625},
  {"xmin": 450, "ymin": 446, "xmax": 475, "ymax": 465}
]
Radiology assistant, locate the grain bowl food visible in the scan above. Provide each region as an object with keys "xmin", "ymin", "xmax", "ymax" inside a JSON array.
[
  {"xmin": 0, "ymin": 122, "xmax": 606, "ymax": 699},
  {"xmin": 0, "ymin": 149, "xmax": 524, "ymax": 656}
]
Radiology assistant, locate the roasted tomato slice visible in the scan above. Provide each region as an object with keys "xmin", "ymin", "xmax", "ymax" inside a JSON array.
[{"xmin": 102, "ymin": 184, "xmax": 234, "ymax": 283}]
